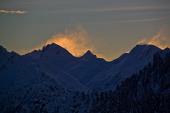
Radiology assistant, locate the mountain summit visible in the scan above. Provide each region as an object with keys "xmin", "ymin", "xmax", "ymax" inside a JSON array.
[
  {"xmin": 42, "ymin": 43, "xmax": 71, "ymax": 54},
  {"xmin": 81, "ymin": 50, "xmax": 97, "ymax": 60},
  {"xmin": 130, "ymin": 44, "xmax": 161, "ymax": 57}
]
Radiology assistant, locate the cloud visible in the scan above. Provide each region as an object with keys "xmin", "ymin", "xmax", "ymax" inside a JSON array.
[
  {"xmin": 92, "ymin": 6, "xmax": 170, "ymax": 12},
  {"xmin": 46, "ymin": 27, "xmax": 94, "ymax": 57},
  {"xmin": 116, "ymin": 17, "xmax": 168, "ymax": 23},
  {"xmin": 51, "ymin": 6, "xmax": 170, "ymax": 14},
  {"xmin": 137, "ymin": 30, "xmax": 170, "ymax": 49},
  {"xmin": 0, "ymin": 9, "xmax": 26, "ymax": 15},
  {"xmin": 19, "ymin": 27, "xmax": 108, "ymax": 60}
]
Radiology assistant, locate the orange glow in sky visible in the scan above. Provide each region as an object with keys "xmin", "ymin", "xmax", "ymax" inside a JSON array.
[
  {"xmin": 137, "ymin": 31, "xmax": 170, "ymax": 49},
  {"xmin": 46, "ymin": 29, "xmax": 94, "ymax": 57}
]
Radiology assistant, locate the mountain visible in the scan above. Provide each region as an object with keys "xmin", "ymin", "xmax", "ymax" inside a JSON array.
[
  {"xmin": 80, "ymin": 50, "xmax": 97, "ymax": 60},
  {"xmin": 87, "ymin": 44, "xmax": 161, "ymax": 90},
  {"xmin": 0, "ymin": 44, "xmax": 86, "ymax": 113},
  {"xmin": 0, "ymin": 44, "xmax": 169, "ymax": 113},
  {"xmin": 25, "ymin": 44, "xmax": 110, "ymax": 88},
  {"xmin": 25, "ymin": 44, "xmax": 89, "ymax": 90},
  {"xmin": 0, "ymin": 44, "xmax": 163, "ymax": 91},
  {"xmin": 0, "ymin": 45, "xmax": 20, "ymax": 68},
  {"xmin": 68, "ymin": 50, "xmax": 110, "ymax": 85},
  {"xmin": 24, "ymin": 43, "xmax": 78, "ymax": 69},
  {"xmin": 0, "ymin": 45, "xmax": 64, "ymax": 93},
  {"xmin": 87, "ymin": 48, "xmax": 170, "ymax": 113}
]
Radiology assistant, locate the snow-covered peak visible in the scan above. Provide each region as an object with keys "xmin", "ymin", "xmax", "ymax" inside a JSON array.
[
  {"xmin": 81, "ymin": 50, "xmax": 97, "ymax": 60},
  {"xmin": 130, "ymin": 44, "xmax": 161, "ymax": 56},
  {"xmin": 25, "ymin": 43, "xmax": 75, "ymax": 60},
  {"xmin": 43, "ymin": 43, "xmax": 65, "ymax": 51},
  {"xmin": 41, "ymin": 43, "xmax": 73, "ymax": 56}
]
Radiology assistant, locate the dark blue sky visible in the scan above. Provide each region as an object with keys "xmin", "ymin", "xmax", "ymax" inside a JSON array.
[{"xmin": 0, "ymin": 0, "xmax": 170, "ymax": 60}]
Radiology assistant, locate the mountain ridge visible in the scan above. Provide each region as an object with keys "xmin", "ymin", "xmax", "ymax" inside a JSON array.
[
  {"xmin": 0, "ymin": 43, "xmax": 164, "ymax": 62},
  {"xmin": 0, "ymin": 43, "xmax": 170, "ymax": 113},
  {"xmin": 0, "ymin": 43, "xmax": 167, "ymax": 91}
]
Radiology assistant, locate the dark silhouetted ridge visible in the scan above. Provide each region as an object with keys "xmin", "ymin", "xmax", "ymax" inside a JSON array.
[
  {"xmin": 81, "ymin": 50, "xmax": 97, "ymax": 60},
  {"xmin": 130, "ymin": 44, "xmax": 161, "ymax": 55}
]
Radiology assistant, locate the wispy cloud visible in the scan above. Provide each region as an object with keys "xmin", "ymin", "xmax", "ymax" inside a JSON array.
[
  {"xmin": 51, "ymin": 6, "xmax": 170, "ymax": 14},
  {"xmin": 116, "ymin": 17, "xmax": 168, "ymax": 23},
  {"xmin": 0, "ymin": 9, "xmax": 26, "ymax": 15},
  {"xmin": 137, "ymin": 29, "xmax": 170, "ymax": 49},
  {"xmin": 46, "ymin": 27, "xmax": 94, "ymax": 57},
  {"xmin": 94, "ymin": 6, "xmax": 170, "ymax": 12},
  {"xmin": 25, "ymin": 27, "xmax": 108, "ymax": 60}
]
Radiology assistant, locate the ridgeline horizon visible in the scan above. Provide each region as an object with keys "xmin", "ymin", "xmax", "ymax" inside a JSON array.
[{"xmin": 0, "ymin": 43, "xmax": 167, "ymax": 62}]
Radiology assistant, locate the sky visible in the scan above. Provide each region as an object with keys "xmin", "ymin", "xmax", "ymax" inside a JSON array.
[{"xmin": 0, "ymin": 0, "xmax": 170, "ymax": 61}]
